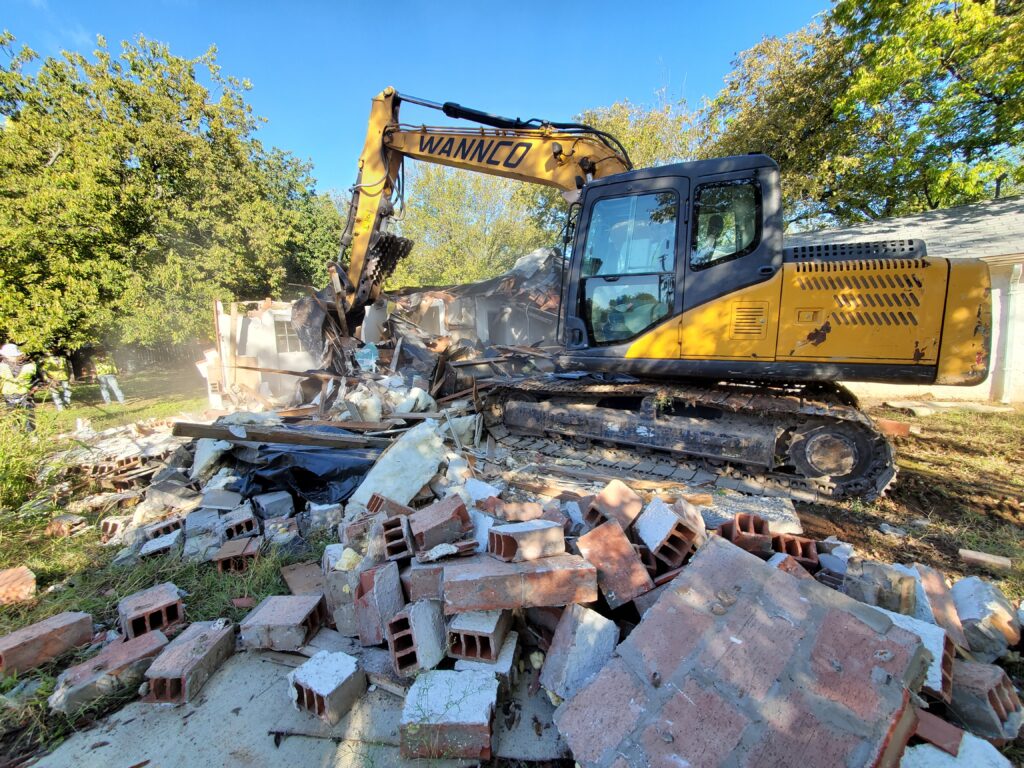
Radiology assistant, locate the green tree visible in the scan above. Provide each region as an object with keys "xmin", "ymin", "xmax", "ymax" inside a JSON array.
[{"xmin": 0, "ymin": 32, "xmax": 338, "ymax": 352}]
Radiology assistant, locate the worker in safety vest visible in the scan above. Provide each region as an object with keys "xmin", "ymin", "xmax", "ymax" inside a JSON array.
[
  {"xmin": 43, "ymin": 354, "xmax": 72, "ymax": 411},
  {"xmin": 93, "ymin": 352, "xmax": 125, "ymax": 404},
  {"xmin": 1, "ymin": 343, "xmax": 38, "ymax": 425}
]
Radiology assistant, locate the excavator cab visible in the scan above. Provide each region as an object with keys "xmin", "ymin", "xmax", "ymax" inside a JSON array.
[{"xmin": 563, "ymin": 154, "xmax": 783, "ymax": 364}]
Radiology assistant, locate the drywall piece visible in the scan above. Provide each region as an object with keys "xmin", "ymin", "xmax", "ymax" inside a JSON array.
[{"xmin": 350, "ymin": 420, "xmax": 445, "ymax": 508}]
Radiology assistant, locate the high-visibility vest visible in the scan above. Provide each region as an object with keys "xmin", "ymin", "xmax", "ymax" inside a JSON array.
[
  {"xmin": 94, "ymin": 357, "xmax": 117, "ymax": 376},
  {"xmin": 0, "ymin": 360, "xmax": 36, "ymax": 396},
  {"xmin": 43, "ymin": 356, "xmax": 69, "ymax": 381}
]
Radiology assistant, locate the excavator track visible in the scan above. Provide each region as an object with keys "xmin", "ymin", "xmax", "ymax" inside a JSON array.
[{"xmin": 485, "ymin": 378, "xmax": 896, "ymax": 502}]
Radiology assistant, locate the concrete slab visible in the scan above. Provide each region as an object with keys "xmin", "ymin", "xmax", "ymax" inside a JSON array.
[{"xmin": 41, "ymin": 652, "xmax": 473, "ymax": 768}]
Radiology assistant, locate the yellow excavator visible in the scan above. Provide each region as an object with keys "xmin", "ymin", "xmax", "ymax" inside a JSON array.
[{"xmin": 335, "ymin": 86, "xmax": 992, "ymax": 500}]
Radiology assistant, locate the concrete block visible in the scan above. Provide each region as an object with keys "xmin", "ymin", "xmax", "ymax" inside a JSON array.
[
  {"xmin": 877, "ymin": 606, "xmax": 954, "ymax": 702},
  {"xmin": 400, "ymin": 669, "xmax": 498, "ymax": 760},
  {"xmin": 577, "ymin": 520, "xmax": 654, "ymax": 609},
  {"xmin": 353, "ymin": 561, "xmax": 405, "ymax": 646},
  {"xmin": 409, "ymin": 496, "xmax": 472, "ymax": 550},
  {"xmin": 0, "ymin": 611, "xmax": 93, "ymax": 675},
  {"xmin": 386, "ymin": 600, "xmax": 446, "ymax": 675},
  {"xmin": 212, "ymin": 536, "xmax": 262, "ymax": 573},
  {"xmin": 366, "ymin": 493, "xmax": 414, "ymax": 517},
  {"xmin": 454, "ymin": 630, "xmax": 519, "ymax": 693},
  {"xmin": 240, "ymin": 595, "xmax": 329, "ymax": 651},
  {"xmin": 220, "ymin": 505, "xmax": 257, "ymax": 540},
  {"xmin": 184, "ymin": 507, "xmax": 222, "ymax": 537},
  {"xmin": 145, "ymin": 620, "xmax": 234, "ymax": 704},
  {"xmin": 0, "ymin": 565, "xmax": 36, "ymax": 605},
  {"xmin": 252, "ymin": 490, "xmax": 294, "ymax": 519},
  {"xmin": 49, "ymin": 631, "xmax": 168, "ymax": 714},
  {"xmin": 948, "ymin": 659, "xmax": 1023, "ymax": 741},
  {"xmin": 845, "ymin": 557, "xmax": 918, "ymax": 615},
  {"xmin": 288, "ymin": 650, "xmax": 366, "ymax": 725},
  {"xmin": 201, "ymin": 488, "xmax": 242, "ymax": 511},
  {"xmin": 951, "ymin": 576, "xmax": 1020, "ymax": 661},
  {"xmin": 584, "ymin": 479, "xmax": 643, "ymax": 530},
  {"xmin": 494, "ymin": 500, "xmax": 544, "ymax": 522},
  {"xmin": 633, "ymin": 498, "xmax": 702, "ymax": 570},
  {"xmin": 487, "ymin": 519, "xmax": 565, "ymax": 562},
  {"xmin": 382, "ymin": 515, "xmax": 414, "ymax": 561},
  {"xmin": 142, "ymin": 516, "xmax": 183, "ymax": 540},
  {"xmin": 448, "ymin": 610, "xmax": 511, "ymax": 662},
  {"xmin": 441, "ymin": 553, "xmax": 598, "ymax": 614},
  {"xmin": 771, "ymin": 533, "xmax": 820, "ymax": 573},
  {"xmin": 540, "ymin": 603, "xmax": 618, "ymax": 702},
  {"xmin": 914, "ymin": 563, "xmax": 970, "ymax": 649},
  {"xmin": 138, "ymin": 528, "xmax": 182, "ymax": 559},
  {"xmin": 716, "ymin": 512, "xmax": 772, "ymax": 557},
  {"xmin": 118, "ymin": 583, "xmax": 184, "ymax": 640},
  {"xmin": 401, "ymin": 560, "xmax": 444, "ymax": 602}
]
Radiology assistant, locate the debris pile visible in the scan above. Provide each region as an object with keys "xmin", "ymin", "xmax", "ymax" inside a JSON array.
[{"xmin": 2, "ymin": 361, "xmax": 1022, "ymax": 766}]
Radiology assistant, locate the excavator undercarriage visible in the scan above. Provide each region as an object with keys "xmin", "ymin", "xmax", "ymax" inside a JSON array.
[{"xmin": 486, "ymin": 377, "xmax": 896, "ymax": 501}]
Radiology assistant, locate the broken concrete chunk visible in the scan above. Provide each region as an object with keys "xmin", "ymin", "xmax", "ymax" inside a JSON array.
[
  {"xmin": 144, "ymin": 620, "xmax": 234, "ymax": 704},
  {"xmin": 288, "ymin": 650, "xmax": 366, "ymax": 726},
  {"xmin": 540, "ymin": 603, "xmax": 618, "ymax": 703},
  {"xmin": 201, "ymin": 488, "xmax": 242, "ymax": 511},
  {"xmin": 951, "ymin": 576, "xmax": 1020, "ymax": 661},
  {"xmin": 914, "ymin": 563, "xmax": 970, "ymax": 650},
  {"xmin": 901, "ymin": 731, "xmax": 1012, "ymax": 768},
  {"xmin": 189, "ymin": 438, "xmax": 232, "ymax": 481},
  {"xmin": 699, "ymin": 493, "xmax": 803, "ymax": 534},
  {"xmin": 350, "ymin": 420, "xmax": 445, "ymax": 508},
  {"xmin": 844, "ymin": 557, "xmax": 917, "ymax": 616},
  {"xmin": 145, "ymin": 479, "xmax": 202, "ymax": 512},
  {"xmin": 182, "ymin": 531, "xmax": 223, "ymax": 563},
  {"xmin": 876, "ymin": 606, "xmax": 953, "ymax": 702},
  {"xmin": 184, "ymin": 507, "xmax": 222, "ymax": 538},
  {"xmin": 298, "ymin": 502, "xmax": 343, "ymax": 537},
  {"xmin": 400, "ymin": 669, "xmax": 498, "ymax": 760},
  {"xmin": 353, "ymin": 561, "xmax": 405, "ymax": 646}
]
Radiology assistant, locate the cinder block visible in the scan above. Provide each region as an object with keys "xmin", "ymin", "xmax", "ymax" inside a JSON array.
[
  {"xmin": 716, "ymin": 512, "xmax": 772, "ymax": 556},
  {"xmin": 288, "ymin": 650, "xmax": 367, "ymax": 725},
  {"xmin": 771, "ymin": 534, "xmax": 820, "ymax": 573},
  {"xmin": 353, "ymin": 561, "xmax": 405, "ymax": 646},
  {"xmin": 252, "ymin": 490, "xmax": 294, "ymax": 519},
  {"xmin": 212, "ymin": 536, "xmax": 262, "ymax": 573},
  {"xmin": 577, "ymin": 520, "xmax": 654, "ymax": 609},
  {"xmin": 0, "ymin": 611, "xmax": 93, "ymax": 675},
  {"xmin": 448, "ymin": 610, "xmax": 511, "ymax": 662},
  {"xmin": 633, "ymin": 498, "xmax": 702, "ymax": 570},
  {"xmin": 949, "ymin": 659, "xmax": 1023, "ymax": 741},
  {"xmin": 400, "ymin": 669, "xmax": 498, "ymax": 760},
  {"xmin": 454, "ymin": 630, "xmax": 519, "ymax": 694},
  {"xmin": 340, "ymin": 513, "xmax": 375, "ymax": 546},
  {"xmin": 201, "ymin": 488, "xmax": 243, "ymax": 511},
  {"xmin": 441, "ymin": 554, "xmax": 598, "ymax": 614},
  {"xmin": 584, "ymin": 479, "xmax": 643, "ymax": 530},
  {"xmin": 118, "ymin": 582, "xmax": 184, "ymax": 640},
  {"xmin": 143, "ymin": 516, "xmax": 184, "ymax": 541},
  {"xmin": 49, "ymin": 631, "xmax": 168, "ymax": 714},
  {"xmin": 539, "ymin": 603, "xmax": 618, "ymax": 702},
  {"xmin": 220, "ymin": 505, "xmax": 257, "ymax": 540},
  {"xmin": 0, "ymin": 565, "xmax": 36, "ymax": 605},
  {"xmin": 138, "ymin": 528, "xmax": 182, "ymax": 559},
  {"xmin": 145, "ymin": 620, "xmax": 234, "ymax": 704},
  {"xmin": 494, "ymin": 500, "xmax": 544, "ymax": 522},
  {"xmin": 487, "ymin": 520, "xmax": 565, "ymax": 562},
  {"xmin": 382, "ymin": 515, "xmax": 414, "ymax": 561},
  {"xmin": 386, "ymin": 600, "xmax": 446, "ymax": 675},
  {"xmin": 240, "ymin": 595, "xmax": 329, "ymax": 651},
  {"xmin": 367, "ymin": 493, "xmax": 414, "ymax": 517},
  {"xmin": 401, "ymin": 560, "xmax": 444, "ymax": 602},
  {"xmin": 99, "ymin": 515, "xmax": 131, "ymax": 544},
  {"xmin": 409, "ymin": 496, "xmax": 472, "ymax": 550}
]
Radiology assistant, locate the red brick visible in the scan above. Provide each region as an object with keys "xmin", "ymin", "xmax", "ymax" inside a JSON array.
[
  {"xmin": 49, "ymin": 631, "xmax": 168, "ymax": 714},
  {"xmin": 99, "ymin": 515, "xmax": 129, "ymax": 543},
  {"xmin": 914, "ymin": 563, "xmax": 970, "ymax": 650},
  {"xmin": 408, "ymin": 496, "xmax": 472, "ymax": 550},
  {"xmin": 632, "ymin": 543, "xmax": 658, "ymax": 577},
  {"xmin": 340, "ymin": 514, "xmax": 375, "ymax": 546},
  {"xmin": 633, "ymin": 498, "xmax": 703, "ymax": 570},
  {"xmin": 948, "ymin": 659, "xmax": 1023, "ymax": 741},
  {"xmin": 400, "ymin": 669, "xmax": 497, "ymax": 760},
  {"xmin": 441, "ymin": 554, "xmax": 597, "ymax": 614},
  {"xmin": 386, "ymin": 600, "xmax": 446, "ymax": 675},
  {"xmin": 771, "ymin": 553, "xmax": 815, "ymax": 579},
  {"xmin": 716, "ymin": 512, "xmax": 773, "ymax": 556},
  {"xmin": 401, "ymin": 560, "xmax": 443, "ymax": 601},
  {"xmin": 875, "ymin": 417, "xmax": 911, "ymax": 438},
  {"xmin": 618, "ymin": 588, "xmax": 710, "ymax": 686},
  {"xmin": 0, "ymin": 565, "xmax": 36, "ymax": 605},
  {"xmin": 771, "ymin": 534, "xmax": 820, "ymax": 573},
  {"xmin": 366, "ymin": 493, "xmax": 414, "ymax": 517},
  {"xmin": 382, "ymin": 515, "xmax": 414, "ymax": 561},
  {"xmin": 640, "ymin": 678, "xmax": 749, "ymax": 767},
  {"xmin": 553, "ymin": 657, "xmax": 649, "ymax": 765},
  {"xmin": 0, "ymin": 611, "xmax": 93, "ymax": 675},
  {"xmin": 584, "ymin": 479, "xmax": 643, "ymax": 531},
  {"xmin": 240, "ymin": 595, "xmax": 329, "ymax": 651},
  {"xmin": 280, "ymin": 561, "xmax": 325, "ymax": 596},
  {"xmin": 213, "ymin": 536, "xmax": 262, "ymax": 573},
  {"xmin": 577, "ymin": 520, "xmax": 654, "ymax": 609},
  {"xmin": 145, "ymin": 620, "xmax": 235, "ymax": 703},
  {"xmin": 221, "ymin": 507, "xmax": 257, "ymax": 540},
  {"xmin": 448, "ymin": 610, "xmax": 511, "ymax": 662},
  {"xmin": 117, "ymin": 582, "xmax": 184, "ymax": 640},
  {"xmin": 487, "ymin": 520, "xmax": 565, "ymax": 562},
  {"xmin": 353, "ymin": 561, "xmax": 405, "ymax": 646},
  {"xmin": 913, "ymin": 708, "xmax": 963, "ymax": 757}
]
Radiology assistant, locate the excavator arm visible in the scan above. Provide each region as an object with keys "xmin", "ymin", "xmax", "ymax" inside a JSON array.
[{"xmin": 337, "ymin": 86, "xmax": 632, "ymax": 320}]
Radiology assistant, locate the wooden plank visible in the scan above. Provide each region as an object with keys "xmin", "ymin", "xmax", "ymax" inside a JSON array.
[
  {"xmin": 959, "ymin": 548, "xmax": 1013, "ymax": 571},
  {"xmin": 171, "ymin": 421, "xmax": 392, "ymax": 449},
  {"xmin": 230, "ymin": 364, "xmax": 349, "ymax": 382}
]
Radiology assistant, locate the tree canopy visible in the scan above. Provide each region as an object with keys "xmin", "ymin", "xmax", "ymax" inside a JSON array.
[{"xmin": 0, "ymin": 32, "xmax": 340, "ymax": 353}]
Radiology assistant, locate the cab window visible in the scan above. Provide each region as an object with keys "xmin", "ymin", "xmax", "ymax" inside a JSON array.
[
  {"xmin": 690, "ymin": 180, "xmax": 760, "ymax": 270},
  {"xmin": 580, "ymin": 191, "xmax": 678, "ymax": 345}
]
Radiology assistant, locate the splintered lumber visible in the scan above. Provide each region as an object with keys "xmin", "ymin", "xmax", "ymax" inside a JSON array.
[
  {"xmin": 959, "ymin": 548, "xmax": 1013, "ymax": 572},
  {"xmin": 172, "ymin": 422, "xmax": 391, "ymax": 449}
]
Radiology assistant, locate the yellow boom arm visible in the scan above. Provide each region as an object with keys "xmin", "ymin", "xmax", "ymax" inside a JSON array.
[{"xmin": 339, "ymin": 87, "xmax": 631, "ymax": 313}]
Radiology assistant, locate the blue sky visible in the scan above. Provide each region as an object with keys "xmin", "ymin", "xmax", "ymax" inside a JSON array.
[{"xmin": 4, "ymin": 0, "xmax": 827, "ymax": 192}]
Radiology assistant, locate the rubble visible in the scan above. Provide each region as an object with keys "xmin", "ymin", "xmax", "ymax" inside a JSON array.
[
  {"xmin": 948, "ymin": 659, "xmax": 1023, "ymax": 742},
  {"xmin": 400, "ymin": 669, "xmax": 498, "ymax": 760},
  {"xmin": 288, "ymin": 650, "xmax": 366, "ymax": 725},
  {"xmin": 118, "ymin": 583, "xmax": 184, "ymax": 639},
  {"xmin": 448, "ymin": 609, "xmax": 511, "ymax": 662},
  {"xmin": 539, "ymin": 604, "xmax": 618, "ymax": 703},
  {"xmin": 144, "ymin": 620, "xmax": 234, "ymax": 704},
  {"xmin": 951, "ymin": 576, "xmax": 1021, "ymax": 661},
  {"xmin": 0, "ymin": 611, "xmax": 93, "ymax": 675},
  {"xmin": 240, "ymin": 595, "xmax": 329, "ymax": 651},
  {"xmin": 386, "ymin": 600, "xmax": 446, "ymax": 674}
]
